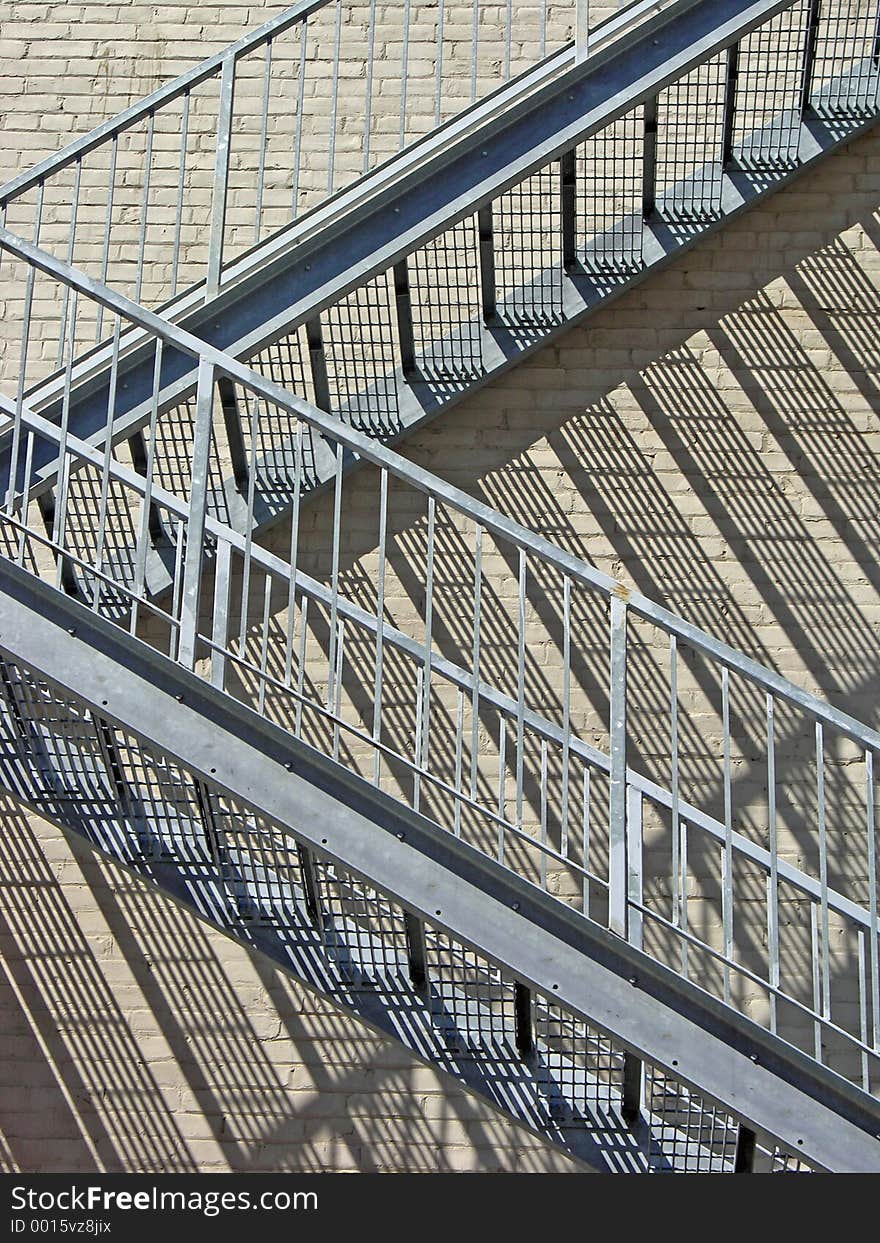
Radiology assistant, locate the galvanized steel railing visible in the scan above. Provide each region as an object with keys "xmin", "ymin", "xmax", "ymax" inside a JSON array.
[
  {"xmin": 0, "ymin": 0, "xmax": 661, "ymax": 316},
  {"xmin": 1, "ymin": 234, "xmax": 879, "ymax": 1106}
]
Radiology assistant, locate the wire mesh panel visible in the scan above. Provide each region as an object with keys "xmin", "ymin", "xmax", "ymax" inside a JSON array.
[
  {"xmin": 495, "ymin": 163, "xmax": 563, "ymax": 329},
  {"xmin": 314, "ymin": 860, "xmax": 412, "ymax": 989},
  {"xmin": 656, "ymin": 53, "xmax": 728, "ymax": 221},
  {"xmin": 323, "ymin": 271, "xmax": 401, "ymax": 434},
  {"xmin": 532, "ymin": 993, "xmax": 625, "ymax": 1125},
  {"xmin": 733, "ymin": 1, "xmax": 812, "ymax": 169},
  {"xmin": 60, "ymin": 457, "xmax": 140, "ymax": 621},
  {"xmin": 576, "ymin": 107, "xmax": 644, "ymax": 273},
  {"xmin": 0, "ymin": 643, "xmax": 823, "ymax": 1171},
  {"xmin": 643, "ymin": 1065, "xmax": 739, "ymax": 1171},
  {"xmin": 424, "ymin": 927, "xmax": 518, "ymax": 1057},
  {"xmin": 249, "ymin": 327, "xmax": 319, "ymax": 492},
  {"xmin": 810, "ymin": 0, "xmax": 880, "ymax": 115},
  {"xmin": 408, "ymin": 217, "xmax": 484, "ymax": 382},
  {"xmin": 146, "ymin": 396, "xmax": 230, "ymax": 526}
]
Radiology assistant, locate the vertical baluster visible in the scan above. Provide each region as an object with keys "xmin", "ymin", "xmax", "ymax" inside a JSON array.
[
  {"xmin": 471, "ymin": 0, "xmax": 480, "ymax": 105},
  {"xmin": 134, "ymin": 109, "xmax": 155, "ymax": 305},
  {"xmin": 504, "ymin": 0, "xmax": 513, "ymax": 80},
  {"xmin": 515, "ymin": 547, "xmax": 526, "ymax": 830},
  {"xmin": 178, "ymin": 359, "xmax": 215, "ymax": 669},
  {"xmin": 283, "ymin": 422, "xmax": 305, "ymax": 709},
  {"xmin": 363, "ymin": 0, "xmax": 377, "ymax": 174},
  {"xmin": 56, "ymin": 156, "xmax": 82, "ymax": 369},
  {"xmin": 415, "ymin": 496, "xmax": 436, "ymax": 813},
  {"xmin": 560, "ymin": 576, "xmax": 572, "ymax": 859},
  {"xmin": 576, "ymin": 0, "xmax": 590, "ymax": 63},
  {"xmin": 254, "ymin": 38, "xmax": 273, "ymax": 245},
  {"xmin": 96, "ymin": 136, "xmax": 117, "ymax": 338},
  {"xmin": 399, "ymin": 0, "xmax": 411, "ymax": 151},
  {"xmin": 293, "ymin": 20, "xmax": 308, "ymax": 218},
  {"xmin": 327, "ymin": 442, "xmax": 343, "ymax": 715},
  {"xmin": 722, "ymin": 666, "xmax": 734, "ymax": 1004},
  {"xmin": 608, "ymin": 594, "xmax": 627, "ymax": 938},
  {"xmin": 90, "ymin": 316, "xmax": 123, "ymax": 610},
  {"xmin": 766, "ymin": 693, "xmax": 780, "ymax": 1033},
  {"xmin": 470, "ymin": 523, "xmax": 483, "ymax": 802},
  {"xmin": 539, "ymin": 737, "xmax": 548, "ymax": 889},
  {"xmin": 207, "ymin": 56, "xmax": 236, "ymax": 299},
  {"xmin": 670, "ymin": 634, "xmax": 682, "ymax": 955},
  {"xmin": 171, "ymin": 90, "xmax": 190, "ymax": 299},
  {"xmin": 7, "ymin": 183, "xmax": 43, "ymax": 515},
  {"xmin": 866, "ymin": 751, "xmax": 879, "ymax": 1066},
  {"xmin": 328, "ymin": 0, "xmax": 342, "ymax": 194},
  {"xmin": 582, "ymin": 767, "xmax": 591, "ymax": 917},
  {"xmin": 497, "ymin": 722, "xmax": 507, "ymax": 863},
  {"xmin": 627, "ymin": 786, "xmax": 643, "ymax": 951},
  {"xmin": 435, "ymin": 0, "xmax": 445, "ymax": 128},
  {"xmin": 816, "ymin": 722, "xmax": 831, "ymax": 1036},
  {"xmin": 453, "ymin": 688, "xmax": 464, "ymax": 836},
  {"xmin": 372, "ymin": 467, "xmax": 389, "ymax": 786}
]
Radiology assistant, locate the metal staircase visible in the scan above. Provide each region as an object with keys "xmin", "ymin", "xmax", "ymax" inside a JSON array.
[{"xmin": 1, "ymin": 0, "xmax": 880, "ymax": 1171}]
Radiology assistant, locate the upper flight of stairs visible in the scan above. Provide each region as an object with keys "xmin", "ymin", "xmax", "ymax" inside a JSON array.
[{"xmin": 1, "ymin": 0, "xmax": 880, "ymax": 1171}]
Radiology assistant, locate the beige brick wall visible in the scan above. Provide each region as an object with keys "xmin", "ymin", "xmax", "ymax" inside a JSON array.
[{"xmin": 1, "ymin": 1, "xmax": 879, "ymax": 1173}]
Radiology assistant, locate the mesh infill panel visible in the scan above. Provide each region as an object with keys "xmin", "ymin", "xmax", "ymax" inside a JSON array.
[
  {"xmin": 533, "ymin": 994, "xmax": 625, "ymax": 1124},
  {"xmin": 656, "ymin": 53, "xmax": 727, "ymax": 222},
  {"xmin": 734, "ymin": 1, "xmax": 811, "ymax": 169},
  {"xmin": 425, "ymin": 928, "xmax": 517, "ymax": 1057},
  {"xmin": 248, "ymin": 329, "xmax": 319, "ymax": 492},
  {"xmin": 577, "ymin": 107, "xmax": 644, "ymax": 274},
  {"xmin": 314, "ymin": 861, "xmax": 411, "ymax": 988},
  {"xmin": 323, "ymin": 272, "xmax": 400, "ymax": 435},
  {"xmin": 643, "ymin": 1065, "xmax": 738, "ymax": 1172},
  {"xmin": 495, "ymin": 163, "xmax": 563, "ymax": 329},
  {"xmin": 409, "ymin": 217, "xmax": 483, "ymax": 382},
  {"xmin": 810, "ymin": 0, "xmax": 880, "ymax": 116}
]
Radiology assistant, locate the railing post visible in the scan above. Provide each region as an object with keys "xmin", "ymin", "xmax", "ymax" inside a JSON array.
[
  {"xmin": 608, "ymin": 593, "xmax": 628, "ymax": 939},
  {"xmin": 177, "ymin": 358, "xmax": 215, "ymax": 670},
  {"xmin": 206, "ymin": 54, "xmax": 236, "ymax": 300},
  {"xmin": 575, "ymin": 0, "xmax": 590, "ymax": 62}
]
